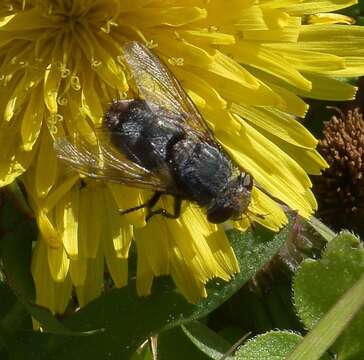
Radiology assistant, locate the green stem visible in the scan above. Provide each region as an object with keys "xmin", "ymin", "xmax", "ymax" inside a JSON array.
[
  {"xmin": 287, "ymin": 272, "xmax": 364, "ymax": 360},
  {"xmin": 308, "ymin": 217, "xmax": 336, "ymax": 243}
]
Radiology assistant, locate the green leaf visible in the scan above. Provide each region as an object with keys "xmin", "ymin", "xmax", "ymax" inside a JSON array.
[
  {"xmin": 0, "ymin": 189, "xmax": 36, "ymax": 303},
  {"xmin": 360, "ymin": 0, "xmax": 364, "ymax": 10},
  {"xmin": 5, "ymin": 183, "xmax": 32, "ymax": 217},
  {"xmin": 0, "ymin": 283, "xmax": 18, "ymax": 322},
  {"xmin": 358, "ymin": 16, "xmax": 364, "ymax": 25},
  {"xmin": 0, "ymin": 193, "xmax": 37, "ymax": 335},
  {"xmin": 0, "ymin": 219, "xmax": 37, "ymax": 300},
  {"xmin": 158, "ymin": 327, "xmax": 210, "ymax": 360},
  {"xmin": 11, "ymin": 221, "xmax": 292, "ymax": 359},
  {"xmin": 0, "ymin": 188, "xmax": 27, "ymax": 233},
  {"xmin": 182, "ymin": 321, "xmax": 233, "ymax": 360},
  {"xmin": 218, "ymin": 326, "xmax": 246, "ymax": 344},
  {"xmin": 339, "ymin": 3, "xmax": 360, "ymax": 17},
  {"xmin": 287, "ymin": 272, "xmax": 364, "ymax": 360},
  {"xmin": 293, "ymin": 232, "xmax": 364, "ymax": 360},
  {"xmin": 235, "ymin": 331, "xmax": 312, "ymax": 360},
  {"xmin": 177, "ymin": 224, "xmax": 292, "ymax": 324}
]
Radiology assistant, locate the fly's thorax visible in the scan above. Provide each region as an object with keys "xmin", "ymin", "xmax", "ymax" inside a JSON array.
[
  {"xmin": 206, "ymin": 172, "xmax": 253, "ymax": 224},
  {"xmin": 104, "ymin": 99, "xmax": 149, "ymax": 132}
]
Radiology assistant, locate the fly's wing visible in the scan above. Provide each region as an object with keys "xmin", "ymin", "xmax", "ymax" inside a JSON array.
[
  {"xmin": 123, "ymin": 41, "xmax": 215, "ymax": 142},
  {"xmin": 54, "ymin": 42, "xmax": 215, "ymax": 193},
  {"xmin": 54, "ymin": 134, "xmax": 173, "ymax": 192}
]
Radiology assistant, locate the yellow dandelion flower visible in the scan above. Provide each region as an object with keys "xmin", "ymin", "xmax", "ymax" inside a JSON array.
[{"xmin": 1, "ymin": 0, "xmax": 364, "ymax": 311}]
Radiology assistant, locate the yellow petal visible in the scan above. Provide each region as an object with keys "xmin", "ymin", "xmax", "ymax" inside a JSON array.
[
  {"xmin": 297, "ymin": 25, "xmax": 364, "ymax": 57},
  {"xmin": 47, "ymin": 244, "xmax": 70, "ymax": 282},
  {"xmin": 301, "ymin": 73, "xmax": 357, "ymax": 100},
  {"xmin": 35, "ymin": 128, "xmax": 58, "ymax": 198},
  {"xmin": 121, "ymin": 7, "xmax": 207, "ymax": 28},
  {"xmin": 167, "ymin": 205, "xmax": 238, "ymax": 282},
  {"xmin": 174, "ymin": 66, "xmax": 227, "ymax": 110},
  {"xmin": 104, "ymin": 188, "xmax": 133, "ymax": 258},
  {"xmin": 69, "ymin": 258, "xmax": 87, "ymax": 286},
  {"xmin": 203, "ymin": 0, "xmax": 256, "ymax": 27},
  {"xmin": 200, "ymin": 68, "xmax": 284, "ymax": 109},
  {"xmin": 282, "ymin": 0, "xmax": 357, "ymax": 15},
  {"xmin": 135, "ymin": 237, "xmax": 155, "ymax": 297},
  {"xmin": 263, "ymin": 46, "xmax": 345, "ymax": 72},
  {"xmin": 209, "ymin": 50, "xmax": 260, "ymax": 90},
  {"xmin": 170, "ymin": 246, "xmax": 207, "ymax": 303},
  {"xmin": 76, "ymin": 255, "xmax": 104, "ymax": 307},
  {"xmin": 0, "ymin": 149, "xmax": 34, "ymax": 187},
  {"xmin": 108, "ymin": 183, "xmax": 147, "ymax": 228},
  {"xmin": 56, "ymin": 186, "xmax": 79, "ymax": 258},
  {"xmin": 249, "ymin": 188, "xmax": 288, "ymax": 231},
  {"xmin": 81, "ymin": 73, "xmax": 105, "ymax": 126},
  {"xmin": 43, "ymin": 64, "xmax": 61, "ymax": 114},
  {"xmin": 205, "ymin": 229, "xmax": 240, "ymax": 276},
  {"xmin": 134, "ymin": 216, "xmax": 170, "ymax": 276},
  {"xmin": 21, "ymin": 89, "xmax": 44, "ymax": 151},
  {"xmin": 42, "ymin": 174, "xmax": 79, "ymax": 213},
  {"xmin": 265, "ymin": 82, "xmax": 309, "ymax": 117},
  {"xmin": 78, "ymin": 185, "xmax": 103, "ymax": 258},
  {"xmin": 0, "ymin": 120, "xmax": 35, "ymax": 186},
  {"xmin": 4, "ymin": 74, "xmax": 27, "ymax": 122},
  {"xmin": 228, "ymin": 42, "xmax": 312, "ymax": 92},
  {"xmin": 31, "ymin": 239, "xmax": 72, "ymax": 314},
  {"xmin": 102, "ymin": 223, "xmax": 129, "ymax": 288},
  {"xmin": 323, "ymin": 57, "xmax": 364, "ymax": 77},
  {"xmin": 215, "ymin": 115, "xmax": 314, "ymax": 217},
  {"xmin": 306, "ymin": 13, "xmax": 355, "ymax": 25},
  {"xmin": 36, "ymin": 210, "xmax": 61, "ymax": 248},
  {"xmin": 181, "ymin": 29, "xmax": 235, "ymax": 46},
  {"xmin": 0, "ymin": 7, "xmax": 55, "ymax": 31},
  {"xmin": 231, "ymin": 104, "xmax": 316, "ymax": 148},
  {"xmin": 268, "ymin": 135, "xmax": 329, "ymax": 175},
  {"xmin": 155, "ymin": 34, "xmax": 213, "ymax": 67}
]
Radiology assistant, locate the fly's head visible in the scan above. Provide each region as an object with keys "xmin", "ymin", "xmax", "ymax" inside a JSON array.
[{"xmin": 206, "ymin": 172, "xmax": 253, "ymax": 224}]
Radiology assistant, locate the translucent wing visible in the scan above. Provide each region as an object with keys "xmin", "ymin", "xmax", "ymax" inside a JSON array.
[
  {"xmin": 54, "ymin": 134, "xmax": 175, "ymax": 192},
  {"xmin": 123, "ymin": 41, "xmax": 215, "ymax": 141}
]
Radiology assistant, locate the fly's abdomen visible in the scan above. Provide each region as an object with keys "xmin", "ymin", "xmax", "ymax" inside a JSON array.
[{"xmin": 170, "ymin": 139, "xmax": 232, "ymax": 205}]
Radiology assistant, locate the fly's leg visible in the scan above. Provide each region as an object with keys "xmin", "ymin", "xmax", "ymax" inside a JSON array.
[
  {"xmin": 146, "ymin": 197, "xmax": 182, "ymax": 221},
  {"xmin": 119, "ymin": 191, "xmax": 162, "ymax": 215}
]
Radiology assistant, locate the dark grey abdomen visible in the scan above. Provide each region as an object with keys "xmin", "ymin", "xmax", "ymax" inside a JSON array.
[{"xmin": 170, "ymin": 139, "xmax": 232, "ymax": 205}]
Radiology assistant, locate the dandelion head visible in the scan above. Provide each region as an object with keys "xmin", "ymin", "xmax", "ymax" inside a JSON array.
[{"xmin": 0, "ymin": 0, "xmax": 364, "ymax": 312}]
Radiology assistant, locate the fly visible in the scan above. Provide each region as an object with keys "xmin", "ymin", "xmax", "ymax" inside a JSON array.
[{"xmin": 54, "ymin": 41, "xmax": 253, "ymax": 224}]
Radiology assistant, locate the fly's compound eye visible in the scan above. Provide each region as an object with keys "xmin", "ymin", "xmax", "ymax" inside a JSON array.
[{"xmin": 207, "ymin": 206, "xmax": 234, "ymax": 224}]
